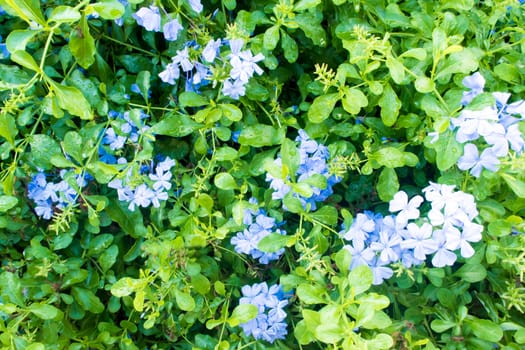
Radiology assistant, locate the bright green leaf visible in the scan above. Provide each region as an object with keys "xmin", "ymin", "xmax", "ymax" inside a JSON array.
[
  {"xmin": 264, "ymin": 25, "xmax": 280, "ymax": 51},
  {"xmin": 6, "ymin": 30, "xmax": 38, "ymax": 53},
  {"xmin": 296, "ymin": 283, "xmax": 327, "ymax": 304},
  {"xmin": 308, "ymin": 93, "xmax": 339, "ymax": 123},
  {"xmin": 214, "ymin": 172, "xmax": 237, "ymax": 190},
  {"xmin": 28, "ymin": 303, "xmax": 61, "ymax": 320},
  {"xmin": 0, "ymin": 195, "xmax": 18, "ymax": 212},
  {"xmin": 91, "ymin": 0, "xmax": 125, "ymax": 20},
  {"xmin": 376, "ymin": 167, "xmax": 399, "ymax": 202},
  {"xmin": 49, "ymin": 5, "xmax": 81, "ymax": 23},
  {"xmin": 175, "ymin": 289, "xmax": 195, "ymax": 312},
  {"xmin": 378, "ymin": 83, "xmax": 401, "ymax": 127},
  {"xmin": 69, "ymin": 15, "xmax": 96, "ymax": 69}
]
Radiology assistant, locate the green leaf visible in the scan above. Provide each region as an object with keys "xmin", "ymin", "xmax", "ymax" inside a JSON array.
[
  {"xmin": 467, "ymin": 318, "xmax": 503, "ymax": 342},
  {"xmin": 49, "ymin": 5, "xmax": 81, "ymax": 23},
  {"xmin": 296, "ymin": 283, "xmax": 327, "ymax": 304},
  {"xmin": 358, "ymin": 293, "xmax": 390, "ymax": 311},
  {"xmin": 386, "ymin": 55, "xmax": 406, "ymax": 84},
  {"xmin": 295, "ymin": 12, "xmax": 326, "ymax": 46},
  {"xmin": 264, "ymin": 25, "xmax": 280, "ymax": 51},
  {"xmin": 180, "ymin": 91, "xmax": 208, "ymax": 107},
  {"xmin": 223, "ymin": 0, "xmax": 236, "ymax": 10},
  {"xmin": 414, "ymin": 76, "xmax": 435, "ymax": 93},
  {"xmin": 28, "ymin": 303, "xmax": 61, "ymax": 320},
  {"xmin": 454, "ymin": 264, "xmax": 486, "ymax": 283},
  {"xmin": 29, "ymin": 134, "xmax": 62, "ymax": 170},
  {"xmin": 341, "ymin": 87, "xmax": 368, "ymax": 115},
  {"xmin": 149, "ymin": 113, "xmax": 203, "ymax": 137},
  {"xmin": 0, "ymin": 113, "xmax": 17, "ymax": 145},
  {"xmin": 6, "ymin": 30, "xmax": 38, "ymax": 53},
  {"xmin": 48, "ymin": 80, "xmax": 92, "ymax": 119},
  {"xmin": 308, "ymin": 93, "xmax": 339, "ymax": 123},
  {"xmin": 220, "ymin": 104, "xmax": 242, "ymax": 121},
  {"xmin": 63, "ymin": 131, "xmax": 83, "ymax": 162},
  {"xmin": 11, "ymin": 50, "xmax": 40, "ymax": 72},
  {"xmin": 372, "ymin": 147, "xmax": 408, "ymax": 168},
  {"xmin": 0, "ymin": 0, "xmax": 46, "ymax": 26},
  {"xmin": 309, "ymin": 205, "xmax": 338, "ymax": 225},
  {"xmin": 281, "ymin": 138, "xmax": 300, "ymax": 179},
  {"xmin": 433, "ymin": 131, "xmax": 462, "ymax": 171},
  {"xmin": 71, "ymin": 286, "xmax": 104, "ymax": 313},
  {"xmin": 365, "ymin": 334, "xmax": 394, "ymax": 349},
  {"xmin": 0, "ymin": 195, "xmax": 18, "ymax": 212},
  {"xmin": 238, "ymin": 124, "xmax": 285, "ymax": 147},
  {"xmin": 283, "ymin": 193, "xmax": 305, "ymax": 214},
  {"xmin": 315, "ymin": 323, "xmax": 345, "ymax": 344},
  {"xmin": 435, "ymin": 48, "xmax": 480, "ymax": 80},
  {"xmin": 258, "ymin": 233, "xmax": 289, "ymax": 253},
  {"xmin": 376, "ymin": 168, "xmax": 399, "ymax": 202},
  {"xmin": 214, "ymin": 172, "xmax": 238, "ymax": 190},
  {"xmin": 91, "ymin": 0, "xmax": 126, "ymax": 20},
  {"xmin": 348, "ymin": 265, "xmax": 373, "ymax": 295},
  {"xmin": 515, "ymin": 328, "xmax": 525, "ymax": 344},
  {"xmin": 228, "ymin": 304, "xmax": 258, "ymax": 326},
  {"xmin": 111, "ymin": 277, "xmax": 137, "ymax": 297},
  {"xmin": 294, "ymin": 0, "xmax": 321, "ymax": 11},
  {"xmin": 69, "ymin": 15, "xmax": 96, "ymax": 69},
  {"xmin": 431, "ymin": 319, "xmax": 456, "ymax": 333},
  {"xmin": 215, "ymin": 146, "xmax": 238, "ymax": 161},
  {"xmin": 501, "ymin": 174, "xmax": 525, "ymax": 198},
  {"xmin": 378, "ymin": 83, "xmax": 401, "ymax": 127},
  {"xmin": 334, "ymin": 248, "xmax": 352, "ymax": 272},
  {"xmin": 175, "ymin": 289, "xmax": 195, "ymax": 311},
  {"xmin": 136, "ymin": 70, "xmax": 150, "ymax": 102},
  {"xmin": 281, "ymin": 30, "xmax": 298, "ymax": 63}
]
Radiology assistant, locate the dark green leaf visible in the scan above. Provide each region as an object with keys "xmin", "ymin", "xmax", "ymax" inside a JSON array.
[
  {"xmin": 30, "ymin": 134, "xmax": 62, "ymax": 170},
  {"xmin": 376, "ymin": 168, "xmax": 399, "ymax": 202},
  {"xmin": 71, "ymin": 287, "xmax": 104, "ymax": 313}
]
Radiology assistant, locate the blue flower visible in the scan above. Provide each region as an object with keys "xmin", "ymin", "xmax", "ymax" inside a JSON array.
[
  {"xmin": 461, "ymin": 72, "xmax": 485, "ymax": 106},
  {"xmin": 239, "ymin": 282, "xmax": 289, "ymax": 343},
  {"xmin": 400, "ymin": 223, "xmax": 438, "ymax": 260},
  {"xmin": 431, "ymin": 234, "xmax": 458, "ymax": 268},
  {"xmin": 163, "ymin": 19, "xmax": 183, "ymax": 41},
  {"xmin": 103, "ymin": 127, "xmax": 127, "ymax": 150},
  {"xmin": 342, "ymin": 213, "xmax": 375, "ymax": 243},
  {"xmin": 457, "ymin": 143, "xmax": 500, "ymax": 177},
  {"xmin": 188, "ymin": 0, "xmax": 203, "ymax": 13},
  {"xmin": 202, "ymin": 38, "xmax": 221, "ymax": 62},
  {"xmin": 388, "ymin": 191, "xmax": 423, "ymax": 227},
  {"xmin": 133, "ymin": 6, "xmax": 161, "ymax": 32},
  {"xmin": 159, "ymin": 62, "xmax": 180, "ymax": 85},
  {"xmin": 222, "ymin": 78, "xmax": 246, "ymax": 99},
  {"xmin": 230, "ymin": 210, "xmax": 286, "ymax": 264}
]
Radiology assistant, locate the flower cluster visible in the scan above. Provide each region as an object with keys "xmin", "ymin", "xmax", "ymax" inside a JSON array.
[
  {"xmin": 99, "ymin": 110, "xmax": 150, "ymax": 163},
  {"xmin": 159, "ymin": 37, "xmax": 264, "ymax": 99},
  {"xmin": 231, "ymin": 199, "xmax": 286, "ymax": 264},
  {"xmin": 238, "ymin": 282, "xmax": 289, "ymax": 343},
  {"xmin": 341, "ymin": 183, "xmax": 483, "ymax": 284},
  {"xmin": 451, "ymin": 72, "xmax": 525, "ymax": 177},
  {"xmin": 266, "ymin": 130, "xmax": 341, "ymax": 211},
  {"xmin": 28, "ymin": 171, "xmax": 86, "ymax": 220},
  {"xmin": 108, "ymin": 157, "xmax": 175, "ymax": 211},
  {"xmin": 133, "ymin": 0, "xmax": 202, "ymax": 38}
]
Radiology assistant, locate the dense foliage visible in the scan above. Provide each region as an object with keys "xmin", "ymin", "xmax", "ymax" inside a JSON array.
[{"xmin": 0, "ymin": 0, "xmax": 525, "ymax": 349}]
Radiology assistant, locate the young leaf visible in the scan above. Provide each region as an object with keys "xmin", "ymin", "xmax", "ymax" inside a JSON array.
[
  {"xmin": 48, "ymin": 80, "xmax": 92, "ymax": 119},
  {"xmin": 263, "ymin": 25, "xmax": 280, "ymax": 51},
  {"xmin": 91, "ymin": 0, "xmax": 125, "ymax": 20},
  {"xmin": 376, "ymin": 167, "xmax": 399, "ymax": 202}
]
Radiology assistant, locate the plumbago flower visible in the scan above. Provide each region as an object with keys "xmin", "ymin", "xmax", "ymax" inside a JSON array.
[
  {"xmin": 266, "ymin": 130, "xmax": 341, "ymax": 211},
  {"xmin": 108, "ymin": 157, "xmax": 175, "ymax": 211},
  {"xmin": 28, "ymin": 171, "xmax": 86, "ymax": 220},
  {"xmin": 158, "ymin": 37, "xmax": 264, "ymax": 99},
  {"xmin": 340, "ymin": 183, "xmax": 483, "ymax": 284},
  {"xmin": 443, "ymin": 72, "xmax": 525, "ymax": 177},
  {"xmin": 230, "ymin": 199, "xmax": 286, "ymax": 264},
  {"xmin": 238, "ymin": 282, "xmax": 289, "ymax": 343}
]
